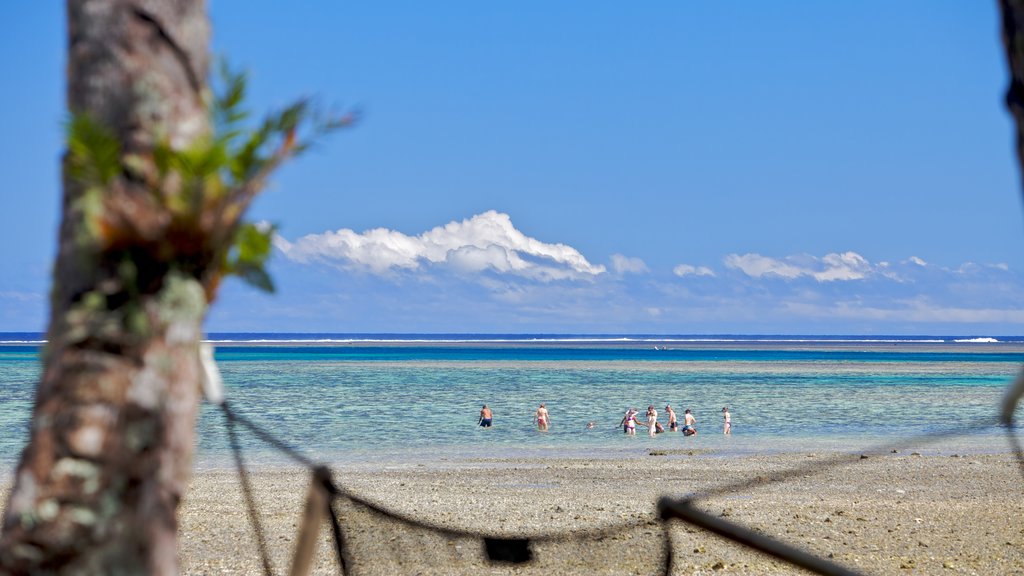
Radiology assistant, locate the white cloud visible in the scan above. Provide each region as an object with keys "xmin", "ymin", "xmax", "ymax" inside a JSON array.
[
  {"xmin": 610, "ymin": 254, "xmax": 649, "ymax": 275},
  {"xmin": 955, "ymin": 261, "xmax": 980, "ymax": 274},
  {"xmin": 723, "ymin": 253, "xmax": 806, "ymax": 279},
  {"xmin": 724, "ymin": 251, "xmax": 874, "ymax": 282},
  {"xmin": 814, "ymin": 251, "xmax": 872, "ymax": 281},
  {"xmin": 907, "ymin": 256, "xmax": 927, "ymax": 267},
  {"xmin": 275, "ymin": 210, "xmax": 606, "ymax": 281},
  {"xmin": 448, "ymin": 244, "xmax": 515, "ymax": 274},
  {"xmin": 874, "ymin": 261, "xmax": 906, "ymax": 282},
  {"xmin": 672, "ymin": 264, "xmax": 716, "ymax": 278},
  {"xmin": 782, "ymin": 298, "xmax": 1024, "ymax": 324},
  {"xmin": 953, "ymin": 261, "xmax": 1013, "ymax": 275}
]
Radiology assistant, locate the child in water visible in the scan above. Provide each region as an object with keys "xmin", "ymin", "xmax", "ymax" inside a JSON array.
[{"xmin": 682, "ymin": 408, "xmax": 697, "ymax": 436}]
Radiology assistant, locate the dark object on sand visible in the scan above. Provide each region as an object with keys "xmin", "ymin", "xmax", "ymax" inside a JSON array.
[{"xmin": 484, "ymin": 538, "xmax": 532, "ymax": 564}]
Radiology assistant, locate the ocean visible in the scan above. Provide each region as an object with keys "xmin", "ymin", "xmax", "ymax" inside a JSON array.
[{"xmin": 1, "ymin": 333, "xmax": 1022, "ymax": 471}]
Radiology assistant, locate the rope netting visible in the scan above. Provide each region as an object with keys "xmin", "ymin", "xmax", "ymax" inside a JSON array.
[
  {"xmin": 333, "ymin": 496, "xmax": 668, "ymax": 576},
  {"xmin": 208, "ymin": 358, "xmax": 1024, "ymax": 576}
]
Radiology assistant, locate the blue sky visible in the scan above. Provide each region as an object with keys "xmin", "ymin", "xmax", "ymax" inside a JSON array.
[{"xmin": 1, "ymin": 1, "xmax": 1023, "ymax": 335}]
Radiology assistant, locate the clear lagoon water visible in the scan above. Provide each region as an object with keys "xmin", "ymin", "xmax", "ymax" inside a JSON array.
[{"xmin": 1, "ymin": 334, "xmax": 1022, "ymax": 470}]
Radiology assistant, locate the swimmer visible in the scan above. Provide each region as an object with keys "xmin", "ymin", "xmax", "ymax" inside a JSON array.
[
  {"xmin": 722, "ymin": 407, "xmax": 731, "ymax": 435},
  {"xmin": 665, "ymin": 405, "xmax": 678, "ymax": 432}
]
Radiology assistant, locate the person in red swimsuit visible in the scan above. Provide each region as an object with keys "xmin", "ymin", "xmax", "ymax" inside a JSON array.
[{"xmin": 535, "ymin": 403, "xmax": 550, "ymax": 431}]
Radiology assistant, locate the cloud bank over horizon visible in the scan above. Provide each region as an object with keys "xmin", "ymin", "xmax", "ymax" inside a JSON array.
[
  {"xmin": 244, "ymin": 211, "xmax": 1024, "ymax": 333},
  {"xmin": 723, "ymin": 251, "xmax": 881, "ymax": 282}
]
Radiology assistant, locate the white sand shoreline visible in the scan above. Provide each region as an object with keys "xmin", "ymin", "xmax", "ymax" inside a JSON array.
[
  {"xmin": 3, "ymin": 450, "xmax": 1023, "ymax": 574},
  {"xmin": 175, "ymin": 450, "xmax": 1024, "ymax": 575}
]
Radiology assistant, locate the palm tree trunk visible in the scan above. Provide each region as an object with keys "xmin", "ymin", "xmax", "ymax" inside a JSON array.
[{"xmin": 0, "ymin": 1, "xmax": 210, "ymax": 573}]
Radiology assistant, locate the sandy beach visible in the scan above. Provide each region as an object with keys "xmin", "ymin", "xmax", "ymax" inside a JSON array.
[
  {"xmin": 100, "ymin": 449, "xmax": 1021, "ymax": 575},
  {"xmin": 2, "ymin": 450, "xmax": 1021, "ymax": 574}
]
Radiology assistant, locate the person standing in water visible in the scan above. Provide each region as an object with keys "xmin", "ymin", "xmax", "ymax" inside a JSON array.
[
  {"xmin": 682, "ymin": 408, "xmax": 697, "ymax": 436},
  {"xmin": 478, "ymin": 404, "xmax": 493, "ymax": 428},
  {"xmin": 535, "ymin": 403, "xmax": 550, "ymax": 431},
  {"xmin": 665, "ymin": 405, "xmax": 678, "ymax": 432},
  {"xmin": 620, "ymin": 408, "xmax": 638, "ymax": 435},
  {"xmin": 722, "ymin": 407, "xmax": 732, "ymax": 435},
  {"xmin": 645, "ymin": 405, "xmax": 658, "ymax": 437}
]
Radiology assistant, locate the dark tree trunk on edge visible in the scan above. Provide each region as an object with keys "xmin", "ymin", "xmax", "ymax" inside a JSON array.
[
  {"xmin": 0, "ymin": 1, "xmax": 210, "ymax": 574},
  {"xmin": 1000, "ymin": 0, "xmax": 1024, "ymax": 197}
]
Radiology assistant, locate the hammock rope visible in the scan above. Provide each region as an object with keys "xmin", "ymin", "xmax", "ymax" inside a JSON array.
[{"xmin": 212, "ymin": 370, "xmax": 1024, "ymax": 576}]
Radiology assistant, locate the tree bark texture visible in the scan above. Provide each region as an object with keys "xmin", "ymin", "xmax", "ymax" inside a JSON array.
[{"xmin": 0, "ymin": 1, "xmax": 210, "ymax": 574}]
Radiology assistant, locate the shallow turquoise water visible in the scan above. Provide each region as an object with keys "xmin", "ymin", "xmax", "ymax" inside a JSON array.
[{"xmin": 1, "ymin": 339, "xmax": 1020, "ymax": 468}]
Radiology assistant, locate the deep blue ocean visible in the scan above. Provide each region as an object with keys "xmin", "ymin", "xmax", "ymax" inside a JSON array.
[{"xmin": 1, "ymin": 333, "xmax": 1022, "ymax": 470}]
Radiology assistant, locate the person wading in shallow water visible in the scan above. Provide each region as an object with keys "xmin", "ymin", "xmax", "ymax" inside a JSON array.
[
  {"xmin": 682, "ymin": 408, "xmax": 697, "ymax": 436},
  {"xmin": 478, "ymin": 404, "xmax": 493, "ymax": 427},
  {"xmin": 645, "ymin": 405, "xmax": 658, "ymax": 437},
  {"xmin": 535, "ymin": 403, "xmax": 550, "ymax": 431},
  {"xmin": 723, "ymin": 407, "xmax": 732, "ymax": 435},
  {"xmin": 620, "ymin": 408, "xmax": 638, "ymax": 435}
]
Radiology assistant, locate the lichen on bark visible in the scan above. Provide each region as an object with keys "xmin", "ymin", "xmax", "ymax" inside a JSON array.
[{"xmin": 0, "ymin": 2, "xmax": 349, "ymax": 573}]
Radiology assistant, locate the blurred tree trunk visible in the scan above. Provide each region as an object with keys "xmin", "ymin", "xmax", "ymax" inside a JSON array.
[
  {"xmin": 1002, "ymin": 0, "xmax": 1024, "ymax": 196},
  {"xmin": 0, "ymin": 0, "xmax": 210, "ymax": 574}
]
